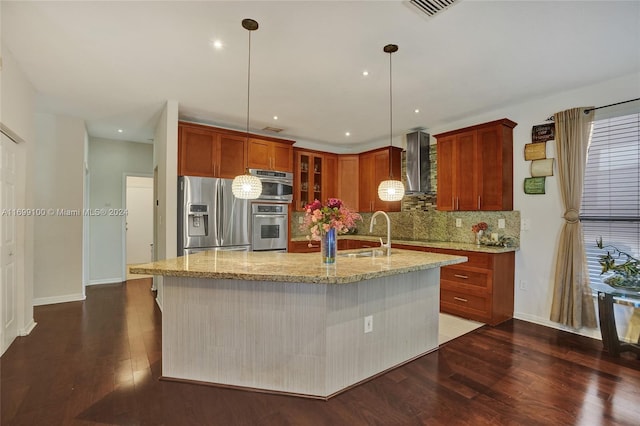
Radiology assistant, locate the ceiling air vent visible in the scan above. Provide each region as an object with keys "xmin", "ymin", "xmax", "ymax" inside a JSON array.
[
  {"xmin": 410, "ymin": 0, "xmax": 459, "ymax": 17},
  {"xmin": 262, "ymin": 126, "xmax": 284, "ymax": 133}
]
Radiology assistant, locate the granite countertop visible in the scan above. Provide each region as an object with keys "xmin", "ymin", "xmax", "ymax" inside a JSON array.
[
  {"xmin": 129, "ymin": 249, "xmax": 467, "ymax": 285},
  {"xmin": 291, "ymin": 235, "xmax": 519, "ymax": 254}
]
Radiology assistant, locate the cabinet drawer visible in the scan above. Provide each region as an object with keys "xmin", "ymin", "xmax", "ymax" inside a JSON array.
[
  {"xmin": 441, "ymin": 267, "xmax": 490, "ymax": 289},
  {"xmin": 433, "ymin": 249, "xmax": 492, "ymax": 270},
  {"xmin": 441, "ymin": 289, "xmax": 491, "ymax": 322}
]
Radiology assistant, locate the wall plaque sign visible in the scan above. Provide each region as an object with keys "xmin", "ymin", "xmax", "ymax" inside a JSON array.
[
  {"xmin": 532, "ymin": 123, "xmax": 555, "ymax": 143},
  {"xmin": 524, "ymin": 143, "xmax": 546, "ymax": 161},
  {"xmin": 531, "ymin": 158, "xmax": 554, "ymax": 177},
  {"xmin": 524, "ymin": 177, "xmax": 546, "ymax": 194}
]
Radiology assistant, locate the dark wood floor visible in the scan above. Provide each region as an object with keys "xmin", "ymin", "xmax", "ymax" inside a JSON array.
[{"xmin": 2, "ymin": 279, "xmax": 639, "ymax": 426}]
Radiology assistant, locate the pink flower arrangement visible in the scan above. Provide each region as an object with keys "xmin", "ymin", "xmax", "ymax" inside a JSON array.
[
  {"xmin": 471, "ymin": 222, "xmax": 488, "ymax": 233},
  {"xmin": 300, "ymin": 198, "xmax": 362, "ymax": 241}
]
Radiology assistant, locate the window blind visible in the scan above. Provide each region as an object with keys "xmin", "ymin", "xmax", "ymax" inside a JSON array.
[{"xmin": 581, "ymin": 112, "xmax": 640, "ymax": 285}]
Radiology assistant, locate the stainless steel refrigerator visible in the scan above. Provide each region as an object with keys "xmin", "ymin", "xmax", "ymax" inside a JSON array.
[{"xmin": 178, "ymin": 176, "xmax": 251, "ymax": 256}]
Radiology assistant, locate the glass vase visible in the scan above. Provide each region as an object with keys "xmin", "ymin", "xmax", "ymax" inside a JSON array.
[
  {"xmin": 321, "ymin": 228, "xmax": 337, "ymax": 264},
  {"xmin": 475, "ymin": 230, "xmax": 483, "ymax": 245}
]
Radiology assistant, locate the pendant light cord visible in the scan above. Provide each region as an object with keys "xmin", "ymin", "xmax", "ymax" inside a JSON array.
[
  {"xmin": 246, "ymin": 29, "xmax": 252, "ymax": 142},
  {"xmin": 388, "ymin": 47, "xmax": 393, "ymax": 179}
]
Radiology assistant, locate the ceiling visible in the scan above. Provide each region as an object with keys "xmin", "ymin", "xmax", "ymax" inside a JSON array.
[{"xmin": 2, "ymin": 1, "xmax": 639, "ymax": 149}]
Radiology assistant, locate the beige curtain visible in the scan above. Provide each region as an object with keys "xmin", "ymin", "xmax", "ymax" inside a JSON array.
[{"xmin": 549, "ymin": 107, "xmax": 597, "ymax": 329}]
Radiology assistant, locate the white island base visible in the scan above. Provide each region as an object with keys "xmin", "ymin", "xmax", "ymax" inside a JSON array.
[{"xmin": 161, "ymin": 268, "xmax": 440, "ymax": 399}]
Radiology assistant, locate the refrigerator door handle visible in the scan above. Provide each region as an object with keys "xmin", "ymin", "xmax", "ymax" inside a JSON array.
[{"xmin": 217, "ymin": 180, "xmax": 223, "ymax": 245}]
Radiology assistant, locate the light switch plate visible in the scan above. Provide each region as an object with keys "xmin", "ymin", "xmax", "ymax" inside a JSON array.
[
  {"xmin": 455, "ymin": 218, "xmax": 462, "ymax": 228},
  {"xmin": 498, "ymin": 218, "xmax": 505, "ymax": 229},
  {"xmin": 364, "ymin": 315, "xmax": 373, "ymax": 333}
]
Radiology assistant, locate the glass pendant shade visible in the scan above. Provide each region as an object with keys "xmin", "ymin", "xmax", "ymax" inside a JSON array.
[
  {"xmin": 378, "ymin": 179, "xmax": 405, "ymax": 202},
  {"xmin": 232, "ymin": 173, "xmax": 262, "ymax": 199}
]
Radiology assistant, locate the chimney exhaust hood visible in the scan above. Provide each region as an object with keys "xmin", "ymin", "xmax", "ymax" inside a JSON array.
[{"xmin": 405, "ymin": 130, "xmax": 431, "ymax": 194}]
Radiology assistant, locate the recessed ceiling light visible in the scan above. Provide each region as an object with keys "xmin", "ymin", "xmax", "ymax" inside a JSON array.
[
  {"xmin": 414, "ymin": 109, "xmax": 420, "ymax": 113},
  {"xmin": 362, "ymin": 70, "xmax": 369, "ymax": 76},
  {"xmin": 117, "ymin": 129, "xmax": 124, "ymax": 133},
  {"xmin": 213, "ymin": 40, "xmax": 223, "ymax": 50},
  {"xmin": 273, "ymin": 116, "xmax": 278, "ymax": 120},
  {"xmin": 345, "ymin": 132, "xmax": 351, "ymax": 137}
]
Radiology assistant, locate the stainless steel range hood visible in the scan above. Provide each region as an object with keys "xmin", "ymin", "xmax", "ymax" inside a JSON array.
[{"xmin": 405, "ymin": 130, "xmax": 431, "ymax": 194}]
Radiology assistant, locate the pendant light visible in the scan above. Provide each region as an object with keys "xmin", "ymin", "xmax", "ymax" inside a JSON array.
[
  {"xmin": 232, "ymin": 18, "xmax": 263, "ymax": 199},
  {"xmin": 377, "ymin": 44, "xmax": 405, "ymax": 202}
]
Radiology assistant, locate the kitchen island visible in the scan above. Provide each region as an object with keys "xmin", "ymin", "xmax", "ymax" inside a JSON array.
[{"xmin": 130, "ymin": 248, "xmax": 466, "ymax": 399}]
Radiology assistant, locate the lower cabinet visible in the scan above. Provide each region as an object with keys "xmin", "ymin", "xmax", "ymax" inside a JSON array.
[
  {"xmin": 288, "ymin": 238, "xmax": 378, "ymax": 253},
  {"xmin": 394, "ymin": 245, "xmax": 515, "ymax": 325},
  {"xmin": 289, "ymin": 240, "xmax": 321, "ymax": 253}
]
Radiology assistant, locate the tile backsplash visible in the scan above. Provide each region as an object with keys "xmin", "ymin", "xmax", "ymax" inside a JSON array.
[{"xmin": 292, "ymin": 209, "xmax": 520, "ymax": 247}]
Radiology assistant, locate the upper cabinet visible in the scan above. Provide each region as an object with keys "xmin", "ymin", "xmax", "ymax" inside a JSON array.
[
  {"xmin": 337, "ymin": 155, "xmax": 359, "ymax": 211},
  {"xmin": 293, "ymin": 149, "xmax": 338, "ymax": 211},
  {"xmin": 435, "ymin": 119, "xmax": 517, "ymax": 211},
  {"xmin": 178, "ymin": 121, "xmax": 295, "ymax": 178},
  {"xmin": 359, "ymin": 147, "xmax": 402, "ymax": 213},
  {"xmin": 247, "ymin": 138, "xmax": 294, "ymax": 172},
  {"xmin": 178, "ymin": 122, "xmax": 246, "ymax": 178}
]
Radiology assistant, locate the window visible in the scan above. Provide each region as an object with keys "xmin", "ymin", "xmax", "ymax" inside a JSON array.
[{"xmin": 581, "ymin": 111, "xmax": 640, "ymax": 286}]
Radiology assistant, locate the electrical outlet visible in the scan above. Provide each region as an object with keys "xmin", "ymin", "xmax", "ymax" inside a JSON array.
[
  {"xmin": 455, "ymin": 218, "xmax": 462, "ymax": 228},
  {"xmin": 364, "ymin": 315, "xmax": 373, "ymax": 333},
  {"xmin": 521, "ymin": 219, "xmax": 531, "ymax": 231},
  {"xmin": 519, "ymin": 280, "xmax": 527, "ymax": 291},
  {"xmin": 498, "ymin": 218, "xmax": 505, "ymax": 229},
  {"xmin": 298, "ymin": 216, "xmax": 303, "ymax": 224}
]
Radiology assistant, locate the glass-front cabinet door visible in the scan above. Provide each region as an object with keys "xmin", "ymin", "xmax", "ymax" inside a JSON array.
[{"xmin": 295, "ymin": 150, "xmax": 323, "ymax": 211}]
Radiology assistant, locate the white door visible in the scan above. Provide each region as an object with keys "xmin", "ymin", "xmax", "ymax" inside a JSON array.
[
  {"xmin": 126, "ymin": 176, "xmax": 153, "ymax": 265},
  {"xmin": 1, "ymin": 134, "xmax": 18, "ymax": 354}
]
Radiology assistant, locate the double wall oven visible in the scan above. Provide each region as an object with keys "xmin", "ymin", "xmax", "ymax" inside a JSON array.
[{"xmin": 249, "ymin": 169, "xmax": 293, "ymax": 252}]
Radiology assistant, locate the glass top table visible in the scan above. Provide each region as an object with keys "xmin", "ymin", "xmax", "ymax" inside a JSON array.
[{"xmin": 592, "ymin": 282, "xmax": 640, "ymax": 357}]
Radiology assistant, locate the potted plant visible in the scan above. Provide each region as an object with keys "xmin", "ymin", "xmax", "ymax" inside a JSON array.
[{"xmin": 596, "ymin": 237, "xmax": 640, "ymax": 290}]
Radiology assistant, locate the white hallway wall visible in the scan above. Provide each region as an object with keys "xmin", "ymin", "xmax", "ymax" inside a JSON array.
[
  {"xmin": 427, "ymin": 71, "xmax": 640, "ymax": 339},
  {"xmin": 88, "ymin": 138, "xmax": 153, "ymax": 284},
  {"xmin": 152, "ymin": 100, "xmax": 179, "ymax": 310},
  {"xmin": 33, "ymin": 113, "xmax": 86, "ymax": 305}
]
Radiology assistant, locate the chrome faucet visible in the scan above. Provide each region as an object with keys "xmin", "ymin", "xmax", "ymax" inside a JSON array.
[{"xmin": 369, "ymin": 211, "xmax": 391, "ymax": 256}]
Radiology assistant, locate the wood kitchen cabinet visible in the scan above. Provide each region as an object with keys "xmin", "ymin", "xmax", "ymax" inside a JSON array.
[
  {"xmin": 178, "ymin": 122, "xmax": 246, "ymax": 178},
  {"xmin": 288, "ymin": 238, "xmax": 377, "ymax": 253},
  {"xmin": 359, "ymin": 147, "xmax": 402, "ymax": 212},
  {"xmin": 323, "ymin": 153, "xmax": 338, "ymax": 202},
  {"xmin": 394, "ymin": 244, "xmax": 515, "ymax": 325},
  {"xmin": 293, "ymin": 149, "xmax": 339, "ymax": 211},
  {"xmin": 247, "ymin": 138, "xmax": 294, "ymax": 172},
  {"xmin": 435, "ymin": 119, "xmax": 517, "ymax": 211},
  {"xmin": 337, "ymin": 155, "xmax": 359, "ymax": 211}
]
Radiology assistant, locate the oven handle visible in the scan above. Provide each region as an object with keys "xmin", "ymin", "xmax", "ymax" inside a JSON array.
[
  {"xmin": 253, "ymin": 214, "xmax": 287, "ymax": 219},
  {"xmin": 256, "ymin": 178, "xmax": 293, "ymax": 186}
]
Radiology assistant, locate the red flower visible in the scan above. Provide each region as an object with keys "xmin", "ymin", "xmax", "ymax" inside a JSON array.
[{"xmin": 471, "ymin": 222, "xmax": 488, "ymax": 233}]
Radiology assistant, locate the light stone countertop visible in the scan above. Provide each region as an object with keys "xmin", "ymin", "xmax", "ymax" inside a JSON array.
[{"xmin": 129, "ymin": 249, "xmax": 467, "ymax": 284}]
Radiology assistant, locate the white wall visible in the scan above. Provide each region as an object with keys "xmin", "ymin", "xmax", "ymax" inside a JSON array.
[
  {"xmin": 152, "ymin": 100, "xmax": 179, "ymax": 309},
  {"xmin": 88, "ymin": 138, "xmax": 153, "ymax": 284},
  {"xmin": 427, "ymin": 71, "xmax": 640, "ymax": 339},
  {"xmin": 0, "ymin": 44, "xmax": 36, "ymax": 336},
  {"xmin": 33, "ymin": 113, "xmax": 86, "ymax": 305}
]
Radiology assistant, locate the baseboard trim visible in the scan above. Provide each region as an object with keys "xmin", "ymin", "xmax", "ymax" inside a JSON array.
[
  {"xmin": 88, "ymin": 277, "xmax": 124, "ymax": 286},
  {"xmin": 33, "ymin": 293, "xmax": 86, "ymax": 306},
  {"xmin": 514, "ymin": 312, "xmax": 602, "ymax": 341},
  {"xmin": 19, "ymin": 320, "xmax": 37, "ymax": 336}
]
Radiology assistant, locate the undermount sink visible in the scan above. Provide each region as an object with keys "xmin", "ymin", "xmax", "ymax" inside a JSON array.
[{"xmin": 337, "ymin": 249, "xmax": 391, "ymax": 258}]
